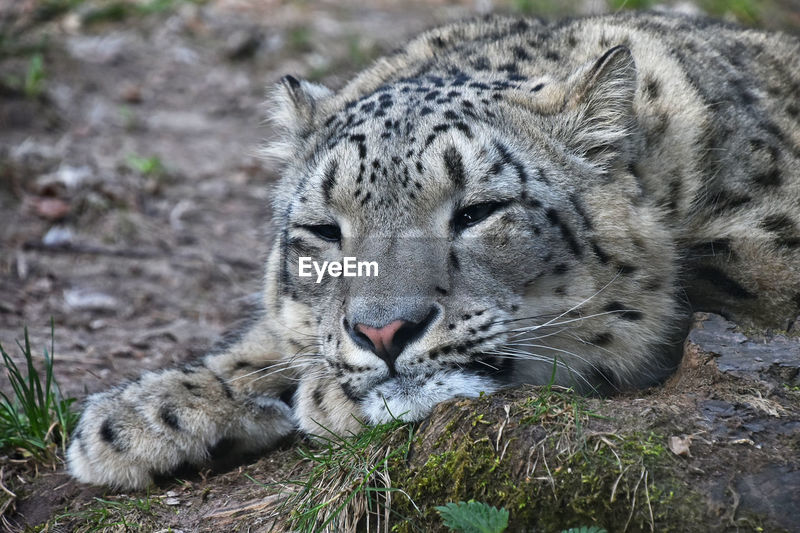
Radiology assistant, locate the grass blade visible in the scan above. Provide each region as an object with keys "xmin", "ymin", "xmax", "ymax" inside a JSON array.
[{"xmin": 0, "ymin": 325, "xmax": 77, "ymax": 462}]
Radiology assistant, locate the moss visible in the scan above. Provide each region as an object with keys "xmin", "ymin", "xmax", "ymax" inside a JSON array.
[
  {"xmin": 388, "ymin": 391, "xmax": 710, "ymax": 532},
  {"xmin": 390, "ymin": 438, "xmax": 504, "ymax": 533},
  {"xmin": 263, "ymin": 386, "xmax": 787, "ymax": 532},
  {"xmin": 433, "ymin": 416, "xmax": 461, "ymax": 449}
]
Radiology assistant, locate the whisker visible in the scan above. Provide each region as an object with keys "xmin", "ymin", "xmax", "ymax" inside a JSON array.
[
  {"xmin": 506, "ymin": 327, "xmax": 571, "ymax": 341},
  {"xmin": 248, "ymin": 359, "xmax": 325, "ymax": 384},
  {"xmin": 499, "ymin": 272, "xmax": 623, "ymax": 334},
  {"xmin": 497, "ymin": 341, "xmax": 619, "ymax": 392},
  {"xmin": 504, "ymin": 342, "xmax": 606, "ymax": 374},
  {"xmin": 507, "ymin": 309, "xmax": 631, "ymax": 336},
  {"xmin": 486, "ymin": 351, "xmax": 595, "ymax": 390},
  {"xmin": 488, "ymin": 312, "xmax": 562, "ymax": 327},
  {"xmin": 473, "ymin": 358, "xmax": 500, "ymax": 371},
  {"xmin": 225, "ymin": 357, "xmax": 316, "ymax": 383},
  {"xmin": 484, "ymin": 350, "xmax": 555, "ymax": 363}
]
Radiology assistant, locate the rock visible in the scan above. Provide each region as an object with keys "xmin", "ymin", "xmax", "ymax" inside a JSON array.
[
  {"xmin": 734, "ymin": 465, "xmax": 800, "ymax": 532},
  {"xmin": 687, "ymin": 312, "xmax": 800, "ymax": 382},
  {"xmin": 64, "ymin": 288, "xmax": 119, "ymax": 311},
  {"xmin": 42, "ymin": 226, "xmax": 74, "ymax": 246},
  {"xmin": 36, "ymin": 164, "xmax": 94, "ymax": 194},
  {"xmin": 381, "ymin": 383, "xmax": 800, "ymax": 532},
  {"xmin": 88, "ymin": 319, "xmax": 107, "ymax": 330},
  {"xmin": 65, "ymin": 34, "xmax": 131, "ymax": 65},
  {"xmin": 171, "ymin": 45, "xmax": 199, "ymax": 65}
]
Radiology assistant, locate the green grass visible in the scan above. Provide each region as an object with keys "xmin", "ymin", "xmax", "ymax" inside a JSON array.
[
  {"xmin": 24, "ymin": 53, "xmax": 46, "ymax": 99},
  {"xmin": 118, "ymin": 105, "xmax": 139, "ymax": 130},
  {"xmin": 53, "ymin": 494, "xmax": 155, "ymax": 532},
  {"xmin": 126, "ymin": 153, "xmax": 166, "ymax": 176},
  {"xmin": 252, "ymin": 416, "xmax": 419, "ymax": 532},
  {"xmin": 0, "ymin": 323, "xmax": 78, "ymax": 463},
  {"xmin": 81, "ymin": 0, "xmax": 207, "ymax": 25},
  {"xmin": 608, "ymin": 0, "xmax": 763, "ymax": 24},
  {"xmin": 1, "ymin": 53, "xmax": 46, "ymax": 99},
  {"xmin": 510, "ymin": 0, "xmax": 585, "ymax": 17},
  {"xmin": 287, "ymin": 26, "xmax": 314, "ymax": 53}
]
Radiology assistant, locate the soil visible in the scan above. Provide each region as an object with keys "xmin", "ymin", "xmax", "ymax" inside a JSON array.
[{"xmin": 1, "ymin": 1, "xmax": 799, "ymax": 531}]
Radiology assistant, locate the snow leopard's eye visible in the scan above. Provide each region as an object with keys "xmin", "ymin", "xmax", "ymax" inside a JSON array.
[
  {"xmin": 303, "ymin": 224, "xmax": 342, "ymax": 242},
  {"xmin": 452, "ymin": 201, "xmax": 506, "ymax": 232}
]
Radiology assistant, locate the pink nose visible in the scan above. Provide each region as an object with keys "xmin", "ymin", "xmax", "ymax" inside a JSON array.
[{"xmin": 354, "ymin": 320, "xmax": 407, "ymax": 357}]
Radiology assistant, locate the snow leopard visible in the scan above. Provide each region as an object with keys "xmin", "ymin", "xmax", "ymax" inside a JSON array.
[{"xmin": 67, "ymin": 11, "xmax": 800, "ymax": 489}]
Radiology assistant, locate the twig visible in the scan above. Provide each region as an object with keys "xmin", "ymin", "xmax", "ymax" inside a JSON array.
[
  {"xmin": 623, "ymin": 464, "xmax": 646, "ymax": 532},
  {"xmin": 0, "ymin": 468, "xmax": 17, "ymax": 499},
  {"xmin": 21, "ymin": 241, "xmax": 260, "ymax": 269},
  {"xmin": 495, "ymin": 403, "xmax": 511, "ymax": 453},
  {"xmin": 22, "ymin": 241, "xmax": 162, "ymax": 259}
]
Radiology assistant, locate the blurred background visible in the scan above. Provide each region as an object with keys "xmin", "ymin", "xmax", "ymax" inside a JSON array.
[{"xmin": 1, "ymin": 0, "xmax": 798, "ymax": 400}]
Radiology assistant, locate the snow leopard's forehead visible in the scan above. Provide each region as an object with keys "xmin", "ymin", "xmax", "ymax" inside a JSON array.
[
  {"xmin": 291, "ymin": 75, "xmax": 540, "ymax": 226},
  {"xmin": 321, "ymin": 72, "xmax": 520, "ymax": 155}
]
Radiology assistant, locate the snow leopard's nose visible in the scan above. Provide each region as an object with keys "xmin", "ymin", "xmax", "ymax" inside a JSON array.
[{"xmin": 349, "ymin": 308, "xmax": 437, "ymax": 372}]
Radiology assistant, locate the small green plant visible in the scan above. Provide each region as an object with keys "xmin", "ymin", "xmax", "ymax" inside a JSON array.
[
  {"xmin": 608, "ymin": 0, "xmax": 656, "ymax": 10},
  {"xmin": 23, "ymin": 53, "xmax": 46, "ymax": 98},
  {"xmin": 126, "ymin": 153, "xmax": 166, "ymax": 176},
  {"xmin": 560, "ymin": 527, "xmax": 608, "ymax": 533},
  {"xmin": 699, "ymin": 0, "xmax": 761, "ymax": 24},
  {"xmin": 610, "ymin": 0, "xmax": 761, "ymax": 24},
  {"xmin": 118, "ymin": 105, "xmax": 138, "ymax": 130},
  {"xmin": 3, "ymin": 53, "xmax": 46, "ymax": 98},
  {"xmin": 518, "ymin": 357, "xmax": 594, "ymax": 428},
  {"xmin": 511, "ymin": 0, "xmax": 578, "ymax": 16},
  {"xmin": 81, "ymin": 0, "xmax": 206, "ymax": 25},
  {"xmin": 288, "ymin": 26, "xmax": 313, "ymax": 53},
  {"xmin": 436, "ymin": 500, "xmax": 509, "ymax": 533},
  {"xmin": 0, "ymin": 323, "xmax": 78, "ymax": 463}
]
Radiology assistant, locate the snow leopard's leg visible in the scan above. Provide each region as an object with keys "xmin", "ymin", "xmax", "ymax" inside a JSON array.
[{"xmin": 66, "ymin": 317, "xmax": 298, "ymax": 490}]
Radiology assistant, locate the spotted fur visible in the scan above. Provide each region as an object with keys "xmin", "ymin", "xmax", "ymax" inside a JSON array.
[{"xmin": 68, "ymin": 12, "xmax": 800, "ymax": 489}]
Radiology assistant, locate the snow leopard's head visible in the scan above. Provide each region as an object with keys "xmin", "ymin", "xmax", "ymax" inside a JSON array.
[{"xmin": 263, "ymin": 43, "xmax": 673, "ymax": 435}]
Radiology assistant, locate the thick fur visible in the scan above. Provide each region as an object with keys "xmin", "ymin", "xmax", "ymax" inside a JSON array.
[{"xmin": 68, "ymin": 12, "xmax": 800, "ymax": 489}]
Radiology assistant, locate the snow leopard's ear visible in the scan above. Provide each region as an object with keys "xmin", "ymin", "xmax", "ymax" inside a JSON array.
[
  {"xmin": 560, "ymin": 45, "xmax": 638, "ymax": 166},
  {"xmin": 264, "ymin": 75, "xmax": 333, "ymax": 162},
  {"xmin": 270, "ymin": 75, "xmax": 333, "ymax": 136}
]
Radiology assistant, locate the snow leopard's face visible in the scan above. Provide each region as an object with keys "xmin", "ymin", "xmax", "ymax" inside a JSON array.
[{"xmin": 266, "ymin": 46, "xmax": 661, "ymax": 434}]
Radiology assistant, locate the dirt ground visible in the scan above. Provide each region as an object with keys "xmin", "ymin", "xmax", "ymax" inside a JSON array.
[{"xmin": 1, "ymin": 0, "xmax": 799, "ymax": 531}]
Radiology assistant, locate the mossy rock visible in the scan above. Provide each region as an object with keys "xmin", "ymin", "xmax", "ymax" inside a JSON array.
[{"xmin": 386, "ymin": 388, "xmax": 701, "ymax": 532}]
